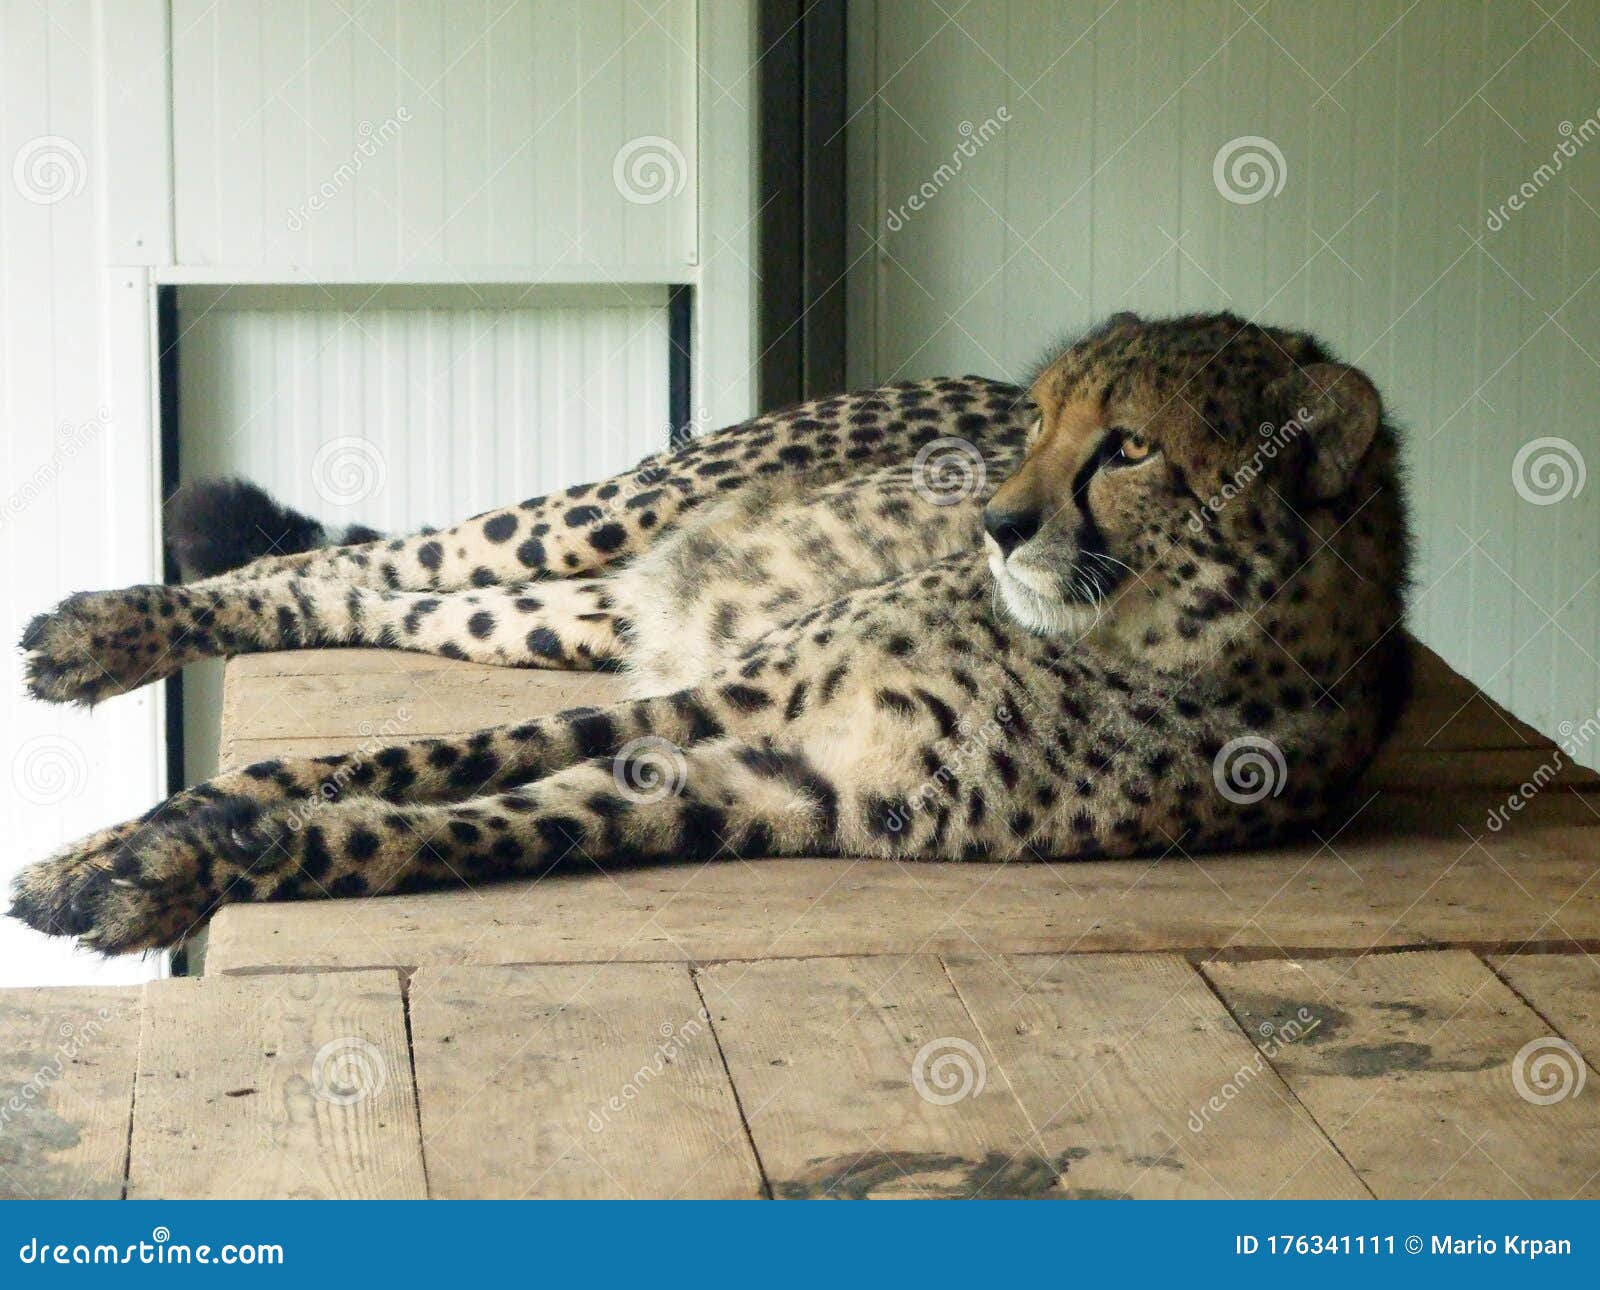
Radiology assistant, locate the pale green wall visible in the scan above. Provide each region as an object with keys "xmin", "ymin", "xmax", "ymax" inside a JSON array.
[{"xmin": 847, "ymin": 0, "xmax": 1600, "ymax": 764}]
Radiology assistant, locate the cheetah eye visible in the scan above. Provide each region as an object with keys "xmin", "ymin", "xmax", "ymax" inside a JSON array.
[{"xmin": 1107, "ymin": 430, "xmax": 1156, "ymax": 467}]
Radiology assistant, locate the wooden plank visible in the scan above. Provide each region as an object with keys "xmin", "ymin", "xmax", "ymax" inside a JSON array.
[
  {"xmin": 1492, "ymin": 953, "xmax": 1600, "ymax": 1058},
  {"xmin": 410, "ymin": 963, "xmax": 761, "ymax": 1199},
  {"xmin": 944, "ymin": 954, "xmax": 1368, "ymax": 1198},
  {"xmin": 0, "ymin": 986, "xmax": 141, "ymax": 1199},
  {"xmin": 700, "ymin": 955, "xmax": 1050, "ymax": 1198},
  {"xmin": 228, "ymin": 648, "xmax": 459, "ymax": 677},
  {"xmin": 1346, "ymin": 787, "xmax": 1599, "ymax": 835},
  {"xmin": 207, "ymin": 822, "xmax": 1600, "ymax": 973},
  {"xmin": 1204, "ymin": 950, "xmax": 1600, "ymax": 1198},
  {"xmin": 1387, "ymin": 691, "xmax": 1549, "ymax": 751},
  {"xmin": 128, "ymin": 970, "xmax": 424, "ymax": 1199},
  {"xmin": 1390, "ymin": 641, "xmax": 1550, "ymax": 751},
  {"xmin": 221, "ymin": 656, "xmax": 629, "ymax": 755},
  {"xmin": 1365, "ymin": 748, "xmax": 1600, "ymax": 793},
  {"xmin": 222, "ymin": 643, "xmax": 1556, "ymax": 755}
]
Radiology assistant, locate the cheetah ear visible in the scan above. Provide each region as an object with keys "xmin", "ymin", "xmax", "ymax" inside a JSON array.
[
  {"xmin": 1277, "ymin": 363, "xmax": 1382, "ymax": 502},
  {"xmin": 1107, "ymin": 311, "xmax": 1141, "ymax": 329}
]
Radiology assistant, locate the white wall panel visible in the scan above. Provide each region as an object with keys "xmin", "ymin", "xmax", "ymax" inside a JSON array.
[
  {"xmin": 174, "ymin": 285, "xmax": 671, "ymax": 783},
  {"xmin": 170, "ymin": 0, "xmax": 698, "ymax": 275},
  {"xmin": 848, "ymin": 0, "xmax": 1600, "ymax": 767},
  {"xmin": 0, "ymin": 1, "xmax": 167, "ymax": 986}
]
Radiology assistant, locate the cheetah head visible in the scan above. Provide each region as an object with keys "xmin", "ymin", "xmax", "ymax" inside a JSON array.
[{"xmin": 983, "ymin": 311, "xmax": 1399, "ymax": 654}]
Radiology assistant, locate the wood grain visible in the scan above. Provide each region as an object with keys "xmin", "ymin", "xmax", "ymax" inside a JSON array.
[
  {"xmin": 409, "ymin": 963, "xmax": 761, "ymax": 1198},
  {"xmin": 1491, "ymin": 953, "xmax": 1600, "ymax": 1059},
  {"xmin": 1366, "ymin": 748, "xmax": 1599, "ymax": 793},
  {"xmin": 1204, "ymin": 950, "xmax": 1600, "ymax": 1198},
  {"xmin": 207, "ymin": 820, "xmax": 1600, "ymax": 973},
  {"xmin": 945, "ymin": 954, "xmax": 1368, "ymax": 1198},
  {"xmin": 0, "ymin": 986, "xmax": 141, "ymax": 1199},
  {"xmin": 220, "ymin": 650, "xmax": 629, "ymax": 769},
  {"xmin": 699, "ymin": 955, "xmax": 1050, "ymax": 1198},
  {"xmin": 128, "ymin": 970, "xmax": 425, "ymax": 1199}
]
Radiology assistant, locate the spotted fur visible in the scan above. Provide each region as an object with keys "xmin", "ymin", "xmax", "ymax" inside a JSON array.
[{"xmin": 12, "ymin": 313, "xmax": 1411, "ymax": 953}]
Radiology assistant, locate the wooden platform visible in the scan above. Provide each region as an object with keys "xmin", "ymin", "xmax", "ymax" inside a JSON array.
[{"xmin": 5, "ymin": 641, "xmax": 1600, "ymax": 1199}]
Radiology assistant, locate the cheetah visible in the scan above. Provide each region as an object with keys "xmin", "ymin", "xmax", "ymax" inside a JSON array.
[{"xmin": 11, "ymin": 311, "xmax": 1412, "ymax": 953}]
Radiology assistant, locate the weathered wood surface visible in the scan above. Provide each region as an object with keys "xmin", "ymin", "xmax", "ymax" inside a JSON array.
[
  {"xmin": 1491, "ymin": 952, "xmax": 1600, "ymax": 1059},
  {"xmin": 409, "ymin": 963, "xmax": 762, "ymax": 1198},
  {"xmin": 7, "ymin": 948, "xmax": 1600, "ymax": 1199},
  {"xmin": 0, "ymin": 986, "xmax": 141, "ymax": 1199},
  {"xmin": 944, "ymin": 954, "xmax": 1369, "ymax": 1198},
  {"xmin": 127, "ymin": 970, "xmax": 425, "ymax": 1199},
  {"xmin": 699, "ymin": 955, "xmax": 1046, "ymax": 1198},
  {"xmin": 1204, "ymin": 951, "xmax": 1600, "ymax": 1199},
  {"xmin": 207, "ymin": 821, "xmax": 1600, "ymax": 973}
]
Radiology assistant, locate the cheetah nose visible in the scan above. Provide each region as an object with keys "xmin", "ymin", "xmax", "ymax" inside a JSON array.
[{"xmin": 983, "ymin": 507, "xmax": 1040, "ymax": 557}]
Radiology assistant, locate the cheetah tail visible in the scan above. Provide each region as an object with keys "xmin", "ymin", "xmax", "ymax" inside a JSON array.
[{"xmin": 164, "ymin": 477, "xmax": 384, "ymax": 578}]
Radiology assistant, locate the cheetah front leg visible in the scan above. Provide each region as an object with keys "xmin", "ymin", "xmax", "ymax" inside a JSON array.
[{"xmin": 21, "ymin": 574, "xmax": 634, "ymax": 705}]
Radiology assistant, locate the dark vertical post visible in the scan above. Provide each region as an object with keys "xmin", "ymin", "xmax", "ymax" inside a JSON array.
[
  {"xmin": 668, "ymin": 284, "xmax": 693, "ymax": 447},
  {"xmin": 801, "ymin": 0, "xmax": 847, "ymax": 398},
  {"xmin": 157, "ymin": 285, "xmax": 183, "ymax": 803},
  {"xmin": 758, "ymin": 0, "xmax": 847, "ymax": 410}
]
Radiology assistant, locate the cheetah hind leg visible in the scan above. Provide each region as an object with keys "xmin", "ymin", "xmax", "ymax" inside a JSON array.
[
  {"xmin": 14, "ymin": 732, "xmax": 837, "ymax": 952},
  {"xmin": 9, "ymin": 687, "xmax": 737, "ymax": 947}
]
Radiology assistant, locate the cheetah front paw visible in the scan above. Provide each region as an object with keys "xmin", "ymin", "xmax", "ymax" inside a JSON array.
[
  {"xmin": 21, "ymin": 586, "xmax": 192, "ymax": 705},
  {"xmin": 8, "ymin": 799, "xmax": 290, "ymax": 953}
]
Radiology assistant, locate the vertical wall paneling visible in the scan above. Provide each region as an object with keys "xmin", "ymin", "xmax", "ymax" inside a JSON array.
[
  {"xmin": 848, "ymin": 0, "xmax": 1600, "ymax": 767},
  {"xmin": 169, "ymin": 0, "xmax": 699, "ymax": 277},
  {"xmin": 1, "ymin": 2, "xmax": 168, "ymax": 986},
  {"xmin": 696, "ymin": 0, "xmax": 758, "ymax": 428},
  {"xmin": 99, "ymin": 0, "xmax": 173, "ymax": 264}
]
